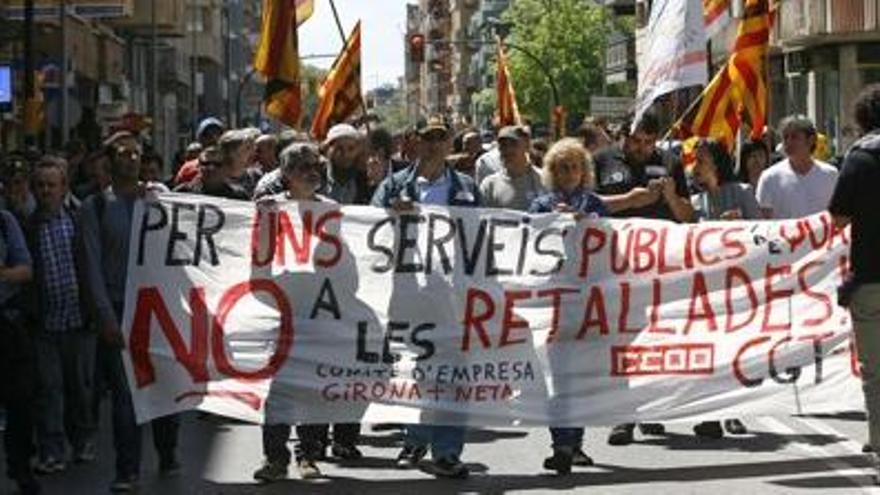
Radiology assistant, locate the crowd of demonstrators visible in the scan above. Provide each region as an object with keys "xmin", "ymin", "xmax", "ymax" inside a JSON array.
[{"xmin": 4, "ymin": 89, "xmax": 880, "ymax": 492}]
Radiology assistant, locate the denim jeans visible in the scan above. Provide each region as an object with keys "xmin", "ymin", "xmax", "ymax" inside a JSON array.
[
  {"xmin": 34, "ymin": 330, "xmax": 96, "ymax": 461},
  {"xmin": 549, "ymin": 427, "xmax": 584, "ymax": 449},
  {"xmin": 96, "ymin": 328, "xmax": 180, "ymax": 478},
  {"xmin": 405, "ymin": 425, "xmax": 465, "ymax": 461},
  {"xmin": 852, "ymin": 284, "xmax": 880, "ymax": 451}
]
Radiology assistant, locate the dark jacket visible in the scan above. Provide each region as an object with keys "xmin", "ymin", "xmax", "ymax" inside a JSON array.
[
  {"xmin": 21, "ymin": 202, "xmax": 93, "ymax": 332},
  {"xmin": 370, "ymin": 162, "xmax": 482, "ymax": 208}
]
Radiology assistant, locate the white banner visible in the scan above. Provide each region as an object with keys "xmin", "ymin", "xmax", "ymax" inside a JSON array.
[
  {"xmin": 122, "ymin": 194, "xmax": 861, "ymax": 426},
  {"xmin": 634, "ymin": 0, "xmax": 709, "ymax": 129}
]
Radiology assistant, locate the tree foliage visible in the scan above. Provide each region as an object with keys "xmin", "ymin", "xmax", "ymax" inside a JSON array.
[{"xmin": 501, "ymin": 0, "xmax": 615, "ymax": 123}]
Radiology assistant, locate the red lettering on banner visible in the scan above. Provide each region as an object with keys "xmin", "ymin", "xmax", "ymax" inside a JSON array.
[
  {"xmin": 461, "ymin": 288, "xmax": 495, "ymax": 352},
  {"xmin": 851, "ymin": 337, "xmax": 861, "ymax": 378},
  {"xmin": 806, "ymin": 215, "xmax": 831, "ymax": 250},
  {"xmin": 762, "ymin": 264, "xmax": 793, "ymax": 332},
  {"xmin": 657, "ymin": 227, "xmax": 683, "ymax": 275},
  {"xmin": 610, "ymin": 344, "xmax": 714, "ymax": 376},
  {"xmin": 798, "ymin": 260, "xmax": 833, "ymax": 327},
  {"xmin": 211, "ymin": 279, "xmax": 294, "ymax": 380},
  {"xmin": 314, "ymin": 210, "xmax": 343, "ymax": 268},
  {"xmin": 275, "ymin": 210, "xmax": 313, "ymax": 265},
  {"xmin": 647, "ymin": 279, "xmax": 675, "ymax": 334},
  {"xmin": 129, "ymin": 279, "xmax": 293, "ymax": 388},
  {"xmin": 130, "ymin": 287, "xmax": 209, "ymax": 387},
  {"xmin": 780, "ymin": 221, "xmax": 807, "ymax": 253},
  {"xmin": 724, "ymin": 267, "xmax": 758, "ymax": 333},
  {"xmin": 500, "ymin": 290, "xmax": 531, "ymax": 348},
  {"xmin": 539, "ymin": 287, "xmax": 580, "ymax": 343},
  {"xmin": 633, "ymin": 228, "xmax": 659, "ymax": 273},
  {"xmin": 721, "ymin": 227, "xmax": 747, "ymax": 261},
  {"xmin": 732, "ymin": 336, "xmax": 771, "ymax": 387},
  {"xmin": 610, "ymin": 229, "xmax": 633, "ymax": 274},
  {"xmin": 579, "ymin": 228, "xmax": 606, "ymax": 278},
  {"xmin": 577, "ymin": 286, "xmax": 609, "ymax": 338},
  {"xmin": 684, "ymin": 272, "xmax": 718, "ymax": 333},
  {"xmin": 695, "ymin": 227, "xmax": 723, "ymax": 266},
  {"xmin": 618, "ymin": 283, "xmax": 641, "ymax": 333},
  {"xmin": 250, "ymin": 210, "xmax": 276, "ymax": 267},
  {"xmin": 683, "ymin": 226, "xmax": 696, "ymax": 270}
]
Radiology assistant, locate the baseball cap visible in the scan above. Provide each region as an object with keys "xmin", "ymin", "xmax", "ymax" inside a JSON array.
[
  {"xmin": 498, "ymin": 125, "xmax": 528, "ymax": 142},
  {"xmin": 324, "ymin": 124, "xmax": 361, "ymax": 146},
  {"xmin": 416, "ymin": 115, "xmax": 451, "ymax": 138}
]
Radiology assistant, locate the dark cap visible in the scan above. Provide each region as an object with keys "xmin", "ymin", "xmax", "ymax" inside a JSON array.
[
  {"xmin": 417, "ymin": 115, "xmax": 451, "ymax": 138},
  {"xmin": 498, "ymin": 125, "xmax": 528, "ymax": 142}
]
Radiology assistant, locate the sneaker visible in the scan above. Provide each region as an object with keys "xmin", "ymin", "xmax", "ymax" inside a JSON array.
[
  {"xmin": 331, "ymin": 443, "xmax": 363, "ymax": 460},
  {"xmin": 395, "ymin": 445, "xmax": 428, "ymax": 469},
  {"xmin": 693, "ymin": 421, "xmax": 724, "ymax": 439},
  {"xmin": 432, "ymin": 457, "xmax": 469, "ymax": 479},
  {"xmin": 74, "ymin": 442, "xmax": 97, "ymax": 463},
  {"xmin": 724, "ymin": 419, "xmax": 748, "ymax": 435},
  {"xmin": 571, "ymin": 447, "xmax": 594, "ymax": 467},
  {"xmin": 159, "ymin": 456, "xmax": 182, "ymax": 477},
  {"xmin": 297, "ymin": 459, "xmax": 322, "ymax": 480},
  {"xmin": 33, "ymin": 458, "xmax": 65, "ymax": 475},
  {"xmin": 252, "ymin": 460, "xmax": 288, "ymax": 483},
  {"xmin": 109, "ymin": 474, "xmax": 139, "ymax": 493},
  {"xmin": 638, "ymin": 423, "xmax": 666, "ymax": 435},
  {"xmin": 543, "ymin": 448, "xmax": 573, "ymax": 474},
  {"xmin": 607, "ymin": 423, "xmax": 635, "ymax": 446}
]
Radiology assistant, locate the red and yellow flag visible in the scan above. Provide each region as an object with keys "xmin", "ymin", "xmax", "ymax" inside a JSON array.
[
  {"xmin": 703, "ymin": 0, "xmax": 731, "ymax": 35},
  {"xmin": 496, "ymin": 37, "xmax": 522, "ymax": 127},
  {"xmin": 675, "ymin": 0, "xmax": 773, "ymax": 152},
  {"xmin": 254, "ymin": 0, "xmax": 312, "ymax": 127},
  {"xmin": 310, "ymin": 21, "xmax": 363, "ymax": 140}
]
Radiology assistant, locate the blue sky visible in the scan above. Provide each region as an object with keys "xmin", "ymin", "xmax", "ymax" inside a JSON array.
[{"xmin": 298, "ymin": 1, "xmax": 408, "ymax": 89}]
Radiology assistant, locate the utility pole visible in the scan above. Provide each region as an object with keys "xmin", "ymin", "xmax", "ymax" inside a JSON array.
[
  {"xmin": 150, "ymin": 0, "xmax": 159, "ymax": 150},
  {"xmin": 23, "ymin": 0, "xmax": 35, "ymax": 146},
  {"xmin": 60, "ymin": 0, "xmax": 69, "ymax": 147},
  {"xmin": 190, "ymin": 2, "xmax": 198, "ymax": 139}
]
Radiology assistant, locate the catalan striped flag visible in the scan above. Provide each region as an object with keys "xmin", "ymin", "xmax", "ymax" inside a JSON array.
[
  {"xmin": 311, "ymin": 21, "xmax": 363, "ymax": 140},
  {"xmin": 703, "ymin": 0, "xmax": 731, "ymax": 36},
  {"xmin": 496, "ymin": 37, "xmax": 522, "ymax": 127},
  {"xmin": 674, "ymin": 0, "xmax": 773, "ymax": 154},
  {"xmin": 254, "ymin": 0, "xmax": 313, "ymax": 128}
]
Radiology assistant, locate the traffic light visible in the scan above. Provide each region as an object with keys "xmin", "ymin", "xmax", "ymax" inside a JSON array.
[{"xmin": 409, "ymin": 34, "xmax": 425, "ymax": 63}]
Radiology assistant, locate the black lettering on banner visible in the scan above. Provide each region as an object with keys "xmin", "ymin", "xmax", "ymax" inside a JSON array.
[
  {"xmin": 516, "ymin": 216, "xmax": 531, "ymax": 276},
  {"xmin": 137, "ymin": 202, "xmax": 168, "ymax": 266},
  {"xmin": 396, "ymin": 214, "xmax": 425, "ymax": 273},
  {"xmin": 310, "ymin": 278, "xmax": 341, "ymax": 319},
  {"xmin": 457, "ymin": 218, "xmax": 487, "ymax": 276},
  {"xmin": 165, "ymin": 202, "xmax": 197, "ymax": 266},
  {"xmin": 426, "ymin": 213, "xmax": 455, "ymax": 275},
  {"xmin": 194, "ymin": 204, "xmax": 224, "ymax": 266},
  {"xmin": 367, "ymin": 217, "xmax": 396, "ymax": 273},
  {"xmin": 486, "ymin": 217, "xmax": 518, "ymax": 277},
  {"xmin": 356, "ymin": 321, "xmax": 380, "ymax": 363},
  {"xmin": 412, "ymin": 323, "xmax": 435, "ymax": 360},
  {"xmin": 531, "ymin": 228, "xmax": 566, "ymax": 276}
]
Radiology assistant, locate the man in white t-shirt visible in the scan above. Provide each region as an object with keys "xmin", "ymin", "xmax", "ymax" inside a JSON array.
[{"xmin": 756, "ymin": 115, "xmax": 838, "ymax": 219}]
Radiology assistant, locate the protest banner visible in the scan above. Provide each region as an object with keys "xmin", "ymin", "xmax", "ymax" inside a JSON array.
[{"xmin": 122, "ymin": 194, "xmax": 860, "ymax": 426}]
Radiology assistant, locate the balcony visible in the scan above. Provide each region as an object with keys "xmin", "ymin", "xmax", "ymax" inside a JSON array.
[
  {"xmin": 109, "ymin": 0, "xmax": 186, "ymax": 37},
  {"xmin": 776, "ymin": 0, "xmax": 880, "ymax": 46}
]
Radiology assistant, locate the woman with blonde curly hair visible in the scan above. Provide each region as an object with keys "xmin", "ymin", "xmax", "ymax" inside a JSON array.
[
  {"xmin": 527, "ymin": 138, "xmax": 606, "ymax": 475},
  {"xmin": 528, "ymin": 138, "xmax": 608, "ymax": 218}
]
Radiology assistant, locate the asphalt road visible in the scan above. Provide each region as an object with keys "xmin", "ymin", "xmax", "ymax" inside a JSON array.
[{"xmin": 3, "ymin": 409, "xmax": 880, "ymax": 494}]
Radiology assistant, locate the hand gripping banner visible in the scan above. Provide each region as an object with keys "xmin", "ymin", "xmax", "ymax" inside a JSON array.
[{"xmin": 123, "ymin": 194, "xmax": 861, "ymax": 425}]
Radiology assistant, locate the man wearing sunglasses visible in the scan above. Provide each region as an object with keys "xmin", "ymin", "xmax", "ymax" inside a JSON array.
[{"xmin": 371, "ymin": 115, "xmax": 481, "ymax": 479}]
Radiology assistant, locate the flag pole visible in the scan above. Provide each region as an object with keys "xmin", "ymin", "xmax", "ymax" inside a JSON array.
[{"xmin": 327, "ymin": 0, "xmax": 371, "ymax": 131}]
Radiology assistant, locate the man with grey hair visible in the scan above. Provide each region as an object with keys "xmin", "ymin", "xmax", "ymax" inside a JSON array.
[{"xmin": 756, "ymin": 115, "xmax": 838, "ymax": 219}]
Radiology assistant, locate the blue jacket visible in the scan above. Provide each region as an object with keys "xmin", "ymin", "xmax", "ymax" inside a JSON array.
[{"xmin": 370, "ymin": 162, "xmax": 482, "ymax": 208}]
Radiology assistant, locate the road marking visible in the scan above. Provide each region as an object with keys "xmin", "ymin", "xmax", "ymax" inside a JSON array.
[{"xmin": 757, "ymin": 416, "xmax": 880, "ymax": 494}]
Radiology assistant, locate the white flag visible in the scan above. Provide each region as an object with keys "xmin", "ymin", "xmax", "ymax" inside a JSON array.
[{"xmin": 633, "ymin": 0, "xmax": 708, "ymax": 130}]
